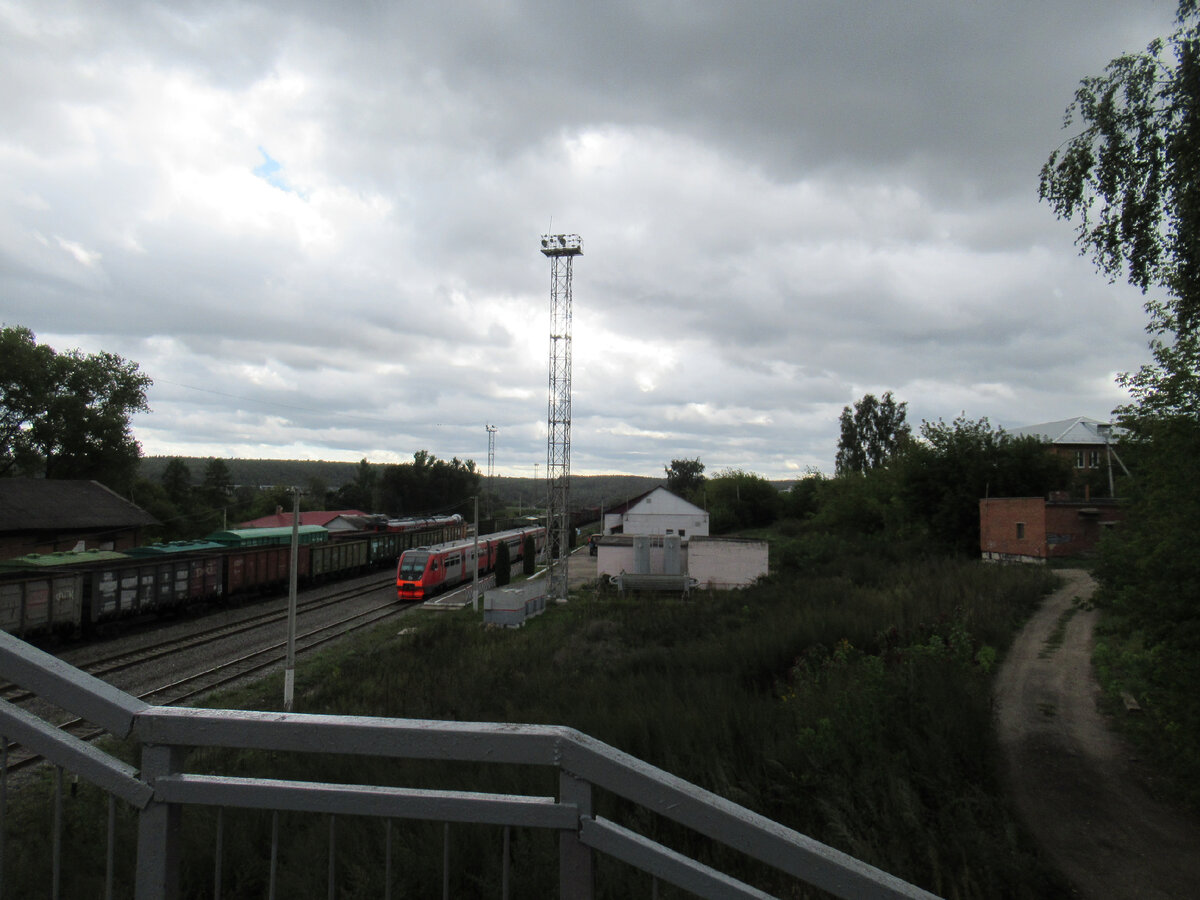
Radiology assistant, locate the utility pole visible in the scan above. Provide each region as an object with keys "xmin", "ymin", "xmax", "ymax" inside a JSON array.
[
  {"xmin": 472, "ymin": 494, "xmax": 480, "ymax": 612},
  {"xmin": 284, "ymin": 487, "xmax": 301, "ymax": 712}
]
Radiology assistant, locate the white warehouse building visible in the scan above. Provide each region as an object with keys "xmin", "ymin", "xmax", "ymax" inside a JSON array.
[
  {"xmin": 603, "ymin": 487, "xmax": 709, "ymax": 537},
  {"xmin": 596, "ymin": 487, "xmax": 766, "ymax": 591}
]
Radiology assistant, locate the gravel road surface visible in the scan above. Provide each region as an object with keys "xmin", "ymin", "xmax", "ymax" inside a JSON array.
[{"xmin": 994, "ymin": 569, "xmax": 1200, "ymax": 899}]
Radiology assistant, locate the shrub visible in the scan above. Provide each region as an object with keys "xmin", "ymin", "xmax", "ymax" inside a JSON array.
[{"xmin": 495, "ymin": 540, "xmax": 511, "ymax": 586}]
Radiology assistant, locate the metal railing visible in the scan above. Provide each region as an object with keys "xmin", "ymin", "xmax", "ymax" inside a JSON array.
[{"xmin": 0, "ymin": 629, "xmax": 938, "ymax": 899}]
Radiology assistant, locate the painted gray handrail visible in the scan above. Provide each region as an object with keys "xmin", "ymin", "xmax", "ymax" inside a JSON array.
[{"xmin": 0, "ymin": 629, "xmax": 939, "ymax": 900}]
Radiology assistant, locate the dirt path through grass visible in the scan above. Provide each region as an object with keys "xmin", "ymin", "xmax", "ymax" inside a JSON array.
[{"xmin": 994, "ymin": 568, "xmax": 1200, "ymax": 899}]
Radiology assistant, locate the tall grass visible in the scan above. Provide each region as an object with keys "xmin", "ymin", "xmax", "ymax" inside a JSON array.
[{"xmin": 1, "ymin": 558, "xmax": 1066, "ymax": 898}]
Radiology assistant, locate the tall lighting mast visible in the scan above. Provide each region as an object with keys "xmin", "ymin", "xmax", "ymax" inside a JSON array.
[
  {"xmin": 486, "ymin": 423, "xmax": 497, "ymax": 518},
  {"xmin": 540, "ymin": 233, "xmax": 582, "ymax": 601}
]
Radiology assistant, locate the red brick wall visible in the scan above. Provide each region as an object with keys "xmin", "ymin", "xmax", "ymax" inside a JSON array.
[
  {"xmin": 979, "ymin": 498, "xmax": 1047, "ymax": 560},
  {"xmin": 1043, "ymin": 504, "xmax": 1125, "ymax": 557},
  {"xmin": 979, "ymin": 498, "xmax": 1125, "ymax": 560}
]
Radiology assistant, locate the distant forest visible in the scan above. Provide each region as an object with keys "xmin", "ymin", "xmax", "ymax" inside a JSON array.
[{"xmin": 138, "ymin": 456, "xmax": 665, "ymax": 513}]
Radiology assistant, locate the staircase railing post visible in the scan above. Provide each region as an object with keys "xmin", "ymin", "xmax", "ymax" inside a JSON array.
[
  {"xmin": 136, "ymin": 744, "xmax": 184, "ymax": 900},
  {"xmin": 559, "ymin": 770, "xmax": 594, "ymax": 900}
]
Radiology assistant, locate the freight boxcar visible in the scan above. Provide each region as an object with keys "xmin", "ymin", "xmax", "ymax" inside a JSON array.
[
  {"xmin": 124, "ymin": 541, "xmax": 226, "ymax": 608},
  {"xmin": 0, "ymin": 550, "xmax": 131, "ymax": 631},
  {"xmin": 0, "ymin": 561, "xmax": 87, "ymax": 637},
  {"xmin": 223, "ymin": 544, "xmax": 311, "ymax": 596},
  {"xmin": 311, "ymin": 538, "xmax": 369, "ymax": 579}
]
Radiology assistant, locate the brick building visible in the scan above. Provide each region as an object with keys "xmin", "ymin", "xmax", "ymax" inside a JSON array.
[
  {"xmin": 0, "ymin": 479, "xmax": 159, "ymax": 560},
  {"xmin": 979, "ymin": 494, "xmax": 1125, "ymax": 562},
  {"xmin": 1007, "ymin": 416, "xmax": 1129, "ymax": 495}
]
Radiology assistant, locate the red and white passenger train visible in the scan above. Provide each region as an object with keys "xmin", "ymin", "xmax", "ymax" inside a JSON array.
[{"xmin": 396, "ymin": 525, "xmax": 546, "ymax": 601}]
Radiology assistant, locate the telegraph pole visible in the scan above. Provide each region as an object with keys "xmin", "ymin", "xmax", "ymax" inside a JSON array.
[
  {"xmin": 284, "ymin": 487, "xmax": 300, "ymax": 711},
  {"xmin": 472, "ymin": 494, "xmax": 480, "ymax": 612}
]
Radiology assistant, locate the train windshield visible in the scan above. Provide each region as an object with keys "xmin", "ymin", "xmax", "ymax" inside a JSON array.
[{"xmin": 398, "ymin": 552, "xmax": 429, "ymax": 579}]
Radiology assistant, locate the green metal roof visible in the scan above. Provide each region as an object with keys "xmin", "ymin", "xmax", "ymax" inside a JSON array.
[
  {"xmin": 0, "ymin": 549, "xmax": 131, "ymax": 570},
  {"xmin": 205, "ymin": 525, "xmax": 329, "ymax": 545},
  {"xmin": 125, "ymin": 541, "xmax": 227, "ymax": 557}
]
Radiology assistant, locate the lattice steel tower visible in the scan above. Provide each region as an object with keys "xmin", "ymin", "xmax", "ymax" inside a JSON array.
[
  {"xmin": 540, "ymin": 233, "xmax": 582, "ymax": 601},
  {"xmin": 485, "ymin": 424, "xmax": 497, "ymax": 517}
]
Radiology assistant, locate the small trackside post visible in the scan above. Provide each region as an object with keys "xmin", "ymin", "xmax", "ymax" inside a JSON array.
[{"xmin": 559, "ymin": 770, "xmax": 594, "ymax": 900}]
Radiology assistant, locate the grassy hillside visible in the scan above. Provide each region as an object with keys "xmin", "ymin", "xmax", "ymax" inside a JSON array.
[{"xmin": 5, "ymin": 552, "xmax": 1066, "ymax": 898}]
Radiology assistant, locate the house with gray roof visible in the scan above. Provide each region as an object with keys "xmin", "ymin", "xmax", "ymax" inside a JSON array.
[
  {"xmin": 0, "ymin": 479, "xmax": 159, "ymax": 559},
  {"xmin": 1007, "ymin": 416, "xmax": 1129, "ymax": 493}
]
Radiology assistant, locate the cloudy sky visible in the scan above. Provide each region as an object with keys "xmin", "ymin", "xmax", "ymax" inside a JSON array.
[{"xmin": 0, "ymin": 1, "xmax": 1178, "ymax": 479}]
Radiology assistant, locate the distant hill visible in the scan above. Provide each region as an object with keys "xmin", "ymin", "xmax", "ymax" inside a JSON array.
[
  {"xmin": 139, "ymin": 457, "xmax": 663, "ymax": 508},
  {"xmin": 492, "ymin": 475, "xmax": 663, "ymax": 511},
  {"xmin": 139, "ymin": 457, "xmax": 364, "ymax": 489}
]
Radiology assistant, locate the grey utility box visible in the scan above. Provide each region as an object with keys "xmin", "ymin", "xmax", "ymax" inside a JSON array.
[{"xmin": 483, "ymin": 581, "xmax": 548, "ymax": 628}]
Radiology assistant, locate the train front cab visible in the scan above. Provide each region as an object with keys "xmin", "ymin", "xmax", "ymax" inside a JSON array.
[{"xmin": 396, "ymin": 549, "xmax": 434, "ymax": 600}]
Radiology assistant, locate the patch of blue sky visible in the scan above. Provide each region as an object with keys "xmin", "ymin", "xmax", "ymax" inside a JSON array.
[{"xmin": 253, "ymin": 147, "xmax": 294, "ymax": 193}]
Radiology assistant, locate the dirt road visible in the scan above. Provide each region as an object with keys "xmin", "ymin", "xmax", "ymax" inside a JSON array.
[{"xmin": 994, "ymin": 569, "xmax": 1200, "ymax": 898}]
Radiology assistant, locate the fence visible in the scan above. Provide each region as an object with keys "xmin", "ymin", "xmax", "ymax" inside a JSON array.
[{"xmin": 0, "ymin": 629, "xmax": 937, "ymax": 899}]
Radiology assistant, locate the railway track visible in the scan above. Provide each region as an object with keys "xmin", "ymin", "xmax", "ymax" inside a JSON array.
[
  {"xmin": 0, "ymin": 575, "xmax": 394, "ymax": 705},
  {"xmin": 1, "ymin": 580, "xmax": 411, "ymax": 776}
]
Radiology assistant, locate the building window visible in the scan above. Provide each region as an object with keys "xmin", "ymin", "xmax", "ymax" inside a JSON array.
[
  {"xmin": 679, "ymin": 529, "xmax": 686, "ymax": 537},
  {"xmin": 1016, "ymin": 522, "xmax": 1025, "ymax": 539},
  {"xmin": 1089, "ymin": 450, "xmax": 1101, "ymax": 467},
  {"xmin": 1075, "ymin": 451, "xmax": 1084, "ymax": 468}
]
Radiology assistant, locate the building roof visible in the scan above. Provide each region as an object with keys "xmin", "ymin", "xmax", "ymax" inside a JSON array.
[
  {"xmin": 0, "ymin": 479, "xmax": 159, "ymax": 533},
  {"xmin": 1007, "ymin": 416, "xmax": 1125, "ymax": 446},
  {"xmin": 235, "ymin": 509, "xmax": 367, "ymax": 529},
  {"xmin": 625, "ymin": 486, "xmax": 707, "ymax": 517},
  {"xmin": 604, "ymin": 488, "xmax": 661, "ymax": 516}
]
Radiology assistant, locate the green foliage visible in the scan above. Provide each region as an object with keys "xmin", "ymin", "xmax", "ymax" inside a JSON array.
[
  {"xmin": 835, "ymin": 391, "xmax": 911, "ymax": 475},
  {"xmin": 495, "ymin": 539, "xmax": 512, "ymax": 586},
  {"xmin": 161, "ymin": 457, "xmax": 192, "ymax": 506},
  {"xmin": 1097, "ymin": 418, "xmax": 1200, "ymax": 644},
  {"xmin": 899, "ymin": 415, "xmax": 1072, "ymax": 556},
  {"xmin": 140, "ymin": 456, "xmax": 364, "ymax": 492},
  {"xmin": 0, "ymin": 325, "xmax": 151, "ymax": 492},
  {"xmin": 331, "ymin": 458, "xmax": 378, "ymax": 510},
  {"xmin": 1044, "ymin": 3, "xmax": 1200, "ymax": 810},
  {"xmin": 1040, "ymin": 3, "xmax": 1200, "ymax": 332},
  {"xmin": 522, "ymin": 535, "xmax": 536, "ymax": 575},
  {"xmin": 702, "ymin": 468, "xmax": 781, "ymax": 534},
  {"xmin": 1092, "ymin": 418, "xmax": 1200, "ymax": 804},
  {"xmin": 202, "ymin": 457, "xmax": 233, "ymax": 503},
  {"xmin": 127, "ymin": 477, "xmax": 184, "ymax": 541},
  {"xmin": 809, "ymin": 465, "xmax": 907, "ymax": 539},
  {"xmin": 780, "ymin": 414, "xmax": 1069, "ymax": 561},
  {"xmin": 664, "ymin": 457, "xmax": 705, "ymax": 498},
  {"xmin": 1040, "ymin": 3, "xmax": 1200, "ymax": 421},
  {"xmin": 780, "ymin": 472, "xmax": 825, "ymax": 520},
  {"xmin": 378, "ymin": 450, "xmax": 480, "ymax": 516},
  {"xmin": 0, "ymin": 556, "xmax": 1063, "ymax": 898}
]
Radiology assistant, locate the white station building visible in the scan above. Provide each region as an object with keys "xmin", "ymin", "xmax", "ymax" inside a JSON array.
[
  {"xmin": 595, "ymin": 487, "xmax": 767, "ymax": 591},
  {"xmin": 601, "ymin": 486, "xmax": 709, "ymax": 538}
]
